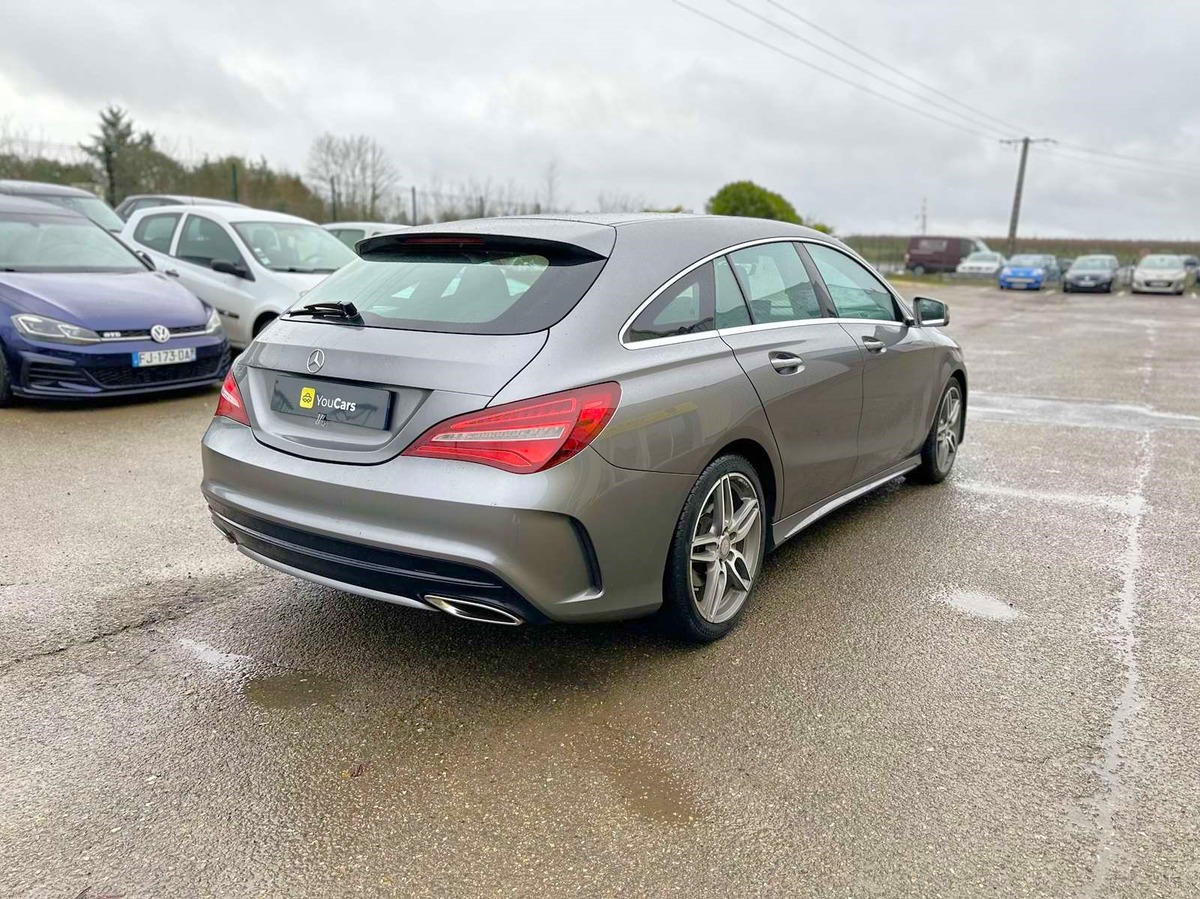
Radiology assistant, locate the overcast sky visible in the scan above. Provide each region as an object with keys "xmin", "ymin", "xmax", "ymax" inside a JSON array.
[{"xmin": 2, "ymin": 0, "xmax": 1197, "ymax": 238}]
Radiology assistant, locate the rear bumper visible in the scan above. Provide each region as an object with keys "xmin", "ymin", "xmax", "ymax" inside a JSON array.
[{"xmin": 200, "ymin": 417, "xmax": 694, "ymax": 622}]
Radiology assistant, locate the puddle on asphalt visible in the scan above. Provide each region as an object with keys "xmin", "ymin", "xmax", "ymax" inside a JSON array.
[
  {"xmin": 589, "ymin": 728, "xmax": 702, "ymax": 825},
  {"xmin": 243, "ymin": 671, "xmax": 345, "ymax": 710},
  {"xmin": 942, "ymin": 589, "xmax": 1019, "ymax": 621}
]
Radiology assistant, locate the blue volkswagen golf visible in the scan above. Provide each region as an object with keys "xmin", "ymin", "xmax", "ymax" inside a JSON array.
[{"xmin": 0, "ymin": 196, "xmax": 229, "ymax": 405}]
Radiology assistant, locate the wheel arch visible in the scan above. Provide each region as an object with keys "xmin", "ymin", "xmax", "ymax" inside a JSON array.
[
  {"xmin": 710, "ymin": 438, "xmax": 778, "ymax": 541},
  {"xmin": 252, "ymin": 310, "xmax": 279, "ymax": 337}
]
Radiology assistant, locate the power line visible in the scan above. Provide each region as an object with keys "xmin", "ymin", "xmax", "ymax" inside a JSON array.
[
  {"xmin": 1041, "ymin": 145, "xmax": 1200, "ymax": 182},
  {"xmin": 750, "ymin": 1, "xmax": 1200, "ymax": 180},
  {"xmin": 760, "ymin": 0, "xmax": 1033, "ymax": 137},
  {"xmin": 718, "ymin": 0, "xmax": 1009, "ymax": 140},
  {"xmin": 671, "ymin": 0, "xmax": 1004, "ymax": 141},
  {"xmin": 1052, "ymin": 142, "xmax": 1200, "ymax": 177}
]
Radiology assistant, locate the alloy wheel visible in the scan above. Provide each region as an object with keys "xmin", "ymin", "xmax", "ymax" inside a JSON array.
[
  {"xmin": 689, "ymin": 472, "xmax": 763, "ymax": 623},
  {"xmin": 936, "ymin": 384, "xmax": 963, "ymax": 473}
]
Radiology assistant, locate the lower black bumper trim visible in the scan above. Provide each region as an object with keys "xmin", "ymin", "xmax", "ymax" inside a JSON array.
[{"xmin": 206, "ymin": 498, "xmax": 547, "ymax": 624}]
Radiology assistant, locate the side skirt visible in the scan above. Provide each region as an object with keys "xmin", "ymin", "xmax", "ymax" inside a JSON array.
[{"xmin": 770, "ymin": 455, "xmax": 920, "ymax": 548}]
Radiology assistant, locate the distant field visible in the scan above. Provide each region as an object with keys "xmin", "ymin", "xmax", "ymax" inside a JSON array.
[{"xmin": 844, "ymin": 234, "xmax": 1198, "ymax": 267}]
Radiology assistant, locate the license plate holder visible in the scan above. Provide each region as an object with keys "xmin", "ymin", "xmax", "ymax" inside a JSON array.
[
  {"xmin": 270, "ymin": 374, "xmax": 392, "ymax": 430},
  {"xmin": 132, "ymin": 347, "xmax": 197, "ymax": 367}
]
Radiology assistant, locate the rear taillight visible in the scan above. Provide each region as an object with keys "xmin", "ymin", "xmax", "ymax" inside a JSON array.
[
  {"xmin": 402, "ymin": 383, "xmax": 621, "ymax": 474},
  {"xmin": 215, "ymin": 370, "xmax": 250, "ymax": 426}
]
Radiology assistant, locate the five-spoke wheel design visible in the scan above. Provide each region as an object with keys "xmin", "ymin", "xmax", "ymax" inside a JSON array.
[
  {"xmin": 689, "ymin": 472, "xmax": 763, "ymax": 624},
  {"xmin": 935, "ymin": 382, "xmax": 963, "ymax": 474}
]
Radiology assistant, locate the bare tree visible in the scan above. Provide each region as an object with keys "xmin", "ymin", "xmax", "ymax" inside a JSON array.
[
  {"xmin": 595, "ymin": 190, "xmax": 646, "ymax": 213},
  {"xmin": 306, "ymin": 133, "xmax": 399, "ymax": 220}
]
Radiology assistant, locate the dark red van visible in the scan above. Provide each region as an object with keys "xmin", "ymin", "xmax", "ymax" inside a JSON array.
[{"xmin": 905, "ymin": 236, "xmax": 989, "ymax": 274}]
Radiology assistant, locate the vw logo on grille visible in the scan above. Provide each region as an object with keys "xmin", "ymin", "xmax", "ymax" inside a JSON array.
[
  {"xmin": 150, "ymin": 325, "xmax": 171, "ymax": 344},
  {"xmin": 306, "ymin": 349, "xmax": 325, "ymax": 373}
]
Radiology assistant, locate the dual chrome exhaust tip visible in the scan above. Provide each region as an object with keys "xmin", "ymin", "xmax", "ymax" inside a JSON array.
[{"xmin": 424, "ymin": 595, "xmax": 525, "ymax": 626}]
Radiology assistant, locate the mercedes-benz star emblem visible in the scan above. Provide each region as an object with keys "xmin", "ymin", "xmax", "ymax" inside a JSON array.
[
  {"xmin": 150, "ymin": 325, "xmax": 171, "ymax": 344},
  {"xmin": 306, "ymin": 349, "xmax": 325, "ymax": 373}
]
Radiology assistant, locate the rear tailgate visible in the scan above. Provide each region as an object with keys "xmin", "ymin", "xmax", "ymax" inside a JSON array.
[{"xmin": 240, "ymin": 319, "xmax": 547, "ymax": 464}]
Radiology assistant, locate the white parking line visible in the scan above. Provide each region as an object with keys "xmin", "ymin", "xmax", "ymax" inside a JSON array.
[
  {"xmin": 1045, "ymin": 290, "xmax": 1058, "ymax": 295},
  {"xmin": 1118, "ymin": 291, "xmax": 1127, "ymax": 297}
]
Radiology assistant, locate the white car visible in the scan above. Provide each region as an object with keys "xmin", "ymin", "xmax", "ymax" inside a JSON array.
[
  {"xmin": 955, "ymin": 251, "xmax": 1006, "ymax": 277},
  {"xmin": 122, "ymin": 205, "xmax": 356, "ymax": 347},
  {"xmin": 323, "ymin": 221, "xmax": 406, "ymax": 248},
  {"xmin": 1131, "ymin": 254, "xmax": 1189, "ymax": 295}
]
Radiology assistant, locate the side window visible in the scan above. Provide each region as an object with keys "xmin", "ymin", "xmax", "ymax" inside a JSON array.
[
  {"xmin": 175, "ymin": 215, "xmax": 243, "ymax": 268},
  {"xmin": 806, "ymin": 244, "xmax": 900, "ymax": 322},
  {"xmin": 132, "ymin": 212, "xmax": 181, "ymax": 254},
  {"xmin": 330, "ymin": 228, "xmax": 365, "ymax": 248},
  {"xmin": 727, "ymin": 242, "xmax": 822, "ymax": 324},
  {"xmin": 627, "ymin": 263, "xmax": 714, "ymax": 343},
  {"xmin": 714, "ymin": 256, "xmax": 750, "ymax": 329}
]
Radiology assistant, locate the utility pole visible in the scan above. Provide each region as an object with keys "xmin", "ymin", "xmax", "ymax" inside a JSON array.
[
  {"xmin": 1000, "ymin": 137, "xmax": 1054, "ymax": 257},
  {"xmin": 411, "ymin": 185, "xmax": 417, "ymax": 225},
  {"xmin": 330, "ymin": 176, "xmax": 338, "ymax": 221},
  {"xmin": 919, "ymin": 197, "xmax": 927, "ymax": 236},
  {"xmin": 230, "ymin": 163, "xmax": 239, "ymax": 202}
]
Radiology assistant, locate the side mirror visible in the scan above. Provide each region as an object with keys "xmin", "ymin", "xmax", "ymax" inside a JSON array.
[
  {"xmin": 914, "ymin": 296, "xmax": 949, "ymax": 327},
  {"xmin": 211, "ymin": 258, "xmax": 249, "ymax": 279}
]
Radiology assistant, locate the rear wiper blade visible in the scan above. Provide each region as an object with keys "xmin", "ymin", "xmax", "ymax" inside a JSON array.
[{"xmin": 287, "ymin": 301, "xmax": 362, "ymax": 321}]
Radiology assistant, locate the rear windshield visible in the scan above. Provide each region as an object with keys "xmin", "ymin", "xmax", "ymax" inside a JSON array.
[{"xmin": 288, "ymin": 236, "xmax": 607, "ymax": 335}]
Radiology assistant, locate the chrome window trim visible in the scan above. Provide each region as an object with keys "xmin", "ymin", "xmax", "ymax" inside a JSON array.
[{"xmin": 619, "ymin": 235, "xmax": 908, "ymax": 349}]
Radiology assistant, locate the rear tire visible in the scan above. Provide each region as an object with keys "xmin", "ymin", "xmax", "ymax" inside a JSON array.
[
  {"xmin": 0, "ymin": 346, "xmax": 12, "ymax": 408},
  {"xmin": 660, "ymin": 455, "xmax": 766, "ymax": 642},
  {"xmin": 912, "ymin": 265, "xmax": 926, "ymax": 276},
  {"xmin": 912, "ymin": 379, "xmax": 963, "ymax": 485},
  {"xmin": 253, "ymin": 313, "xmax": 278, "ymax": 337}
]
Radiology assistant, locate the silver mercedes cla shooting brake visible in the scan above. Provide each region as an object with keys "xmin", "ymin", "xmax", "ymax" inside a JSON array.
[{"xmin": 202, "ymin": 215, "xmax": 966, "ymax": 641}]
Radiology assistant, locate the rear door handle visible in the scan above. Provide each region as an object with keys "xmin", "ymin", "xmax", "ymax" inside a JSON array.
[
  {"xmin": 862, "ymin": 336, "xmax": 887, "ymax": 354},
  {"xmin": 769, "ymin": 351, "xmax": 804, "ymax": 374},
  {"xmin": 164, "ymin": 268, "xmax": 180, "ymax": 278}
]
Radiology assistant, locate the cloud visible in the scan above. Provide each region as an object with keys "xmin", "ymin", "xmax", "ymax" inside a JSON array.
[{"xmin": 1, "ymin": 0, "xmax": 1196, "ymax": 237}]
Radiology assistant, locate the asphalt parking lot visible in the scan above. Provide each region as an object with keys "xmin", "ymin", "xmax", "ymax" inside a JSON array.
[{"xmin": 2, "ymin": 283, "xmax": 1198, "ymax": 898}]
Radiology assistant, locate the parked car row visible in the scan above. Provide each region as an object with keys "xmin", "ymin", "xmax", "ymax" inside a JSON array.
[{"xmin": 0, "ymin": 196, "xmax": 229, "ymax": 405}]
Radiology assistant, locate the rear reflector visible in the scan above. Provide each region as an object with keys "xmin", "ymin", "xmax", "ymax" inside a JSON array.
[
  {"xmin": 215, "ymin": 370, "xmax": 250, "ymax": 426},
  {"xmin": 402, "ymin": 383, "xmax": 621, "ymax": 474}
]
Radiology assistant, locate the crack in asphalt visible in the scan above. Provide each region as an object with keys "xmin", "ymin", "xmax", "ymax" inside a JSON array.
[
  {"xmin": 0, "ymin": 604, "xmax": 203, "ymax": 677},
  {"xmin": 0, "ymin": 572, "xmax": 275, "ymax": 677},
  {"xmin": 1074, "ymin": 323, "xmax": 1157, "ymax": 899}
]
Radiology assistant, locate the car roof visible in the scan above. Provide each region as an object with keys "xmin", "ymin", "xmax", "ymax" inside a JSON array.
[
  {"xmin": 126, "ymin": 204, "xmax": 317, "ymax": 226},
  {"xmin": 123, "ymin": 194, "xmax": 244, "ymax": 206},
  {"xmin": 0, "ymin": 194, "xmax": 89, "ymax": 217},
  {"xmin": 383, "ymin": 213, "xmax": 838, "ymax": 259},
  {"xmin": 179, "ymin": 205, "xmax": 317, "ymax": 225},
  {"xmin": 0, "ymin": 179, "xmax": 99, "ymax": 198}
]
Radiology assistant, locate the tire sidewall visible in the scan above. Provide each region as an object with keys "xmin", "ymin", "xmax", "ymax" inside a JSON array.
[
  {"xmin": 662, "ymin": 454, "xmax": 766, "ymax": 641},
  {"xmin": 914, "ymin": 378, "xmax": 962, "ymax": 484},
  {"xmin": 0, "ymin": 342, "xmax": 12, "ymax": 407}
]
